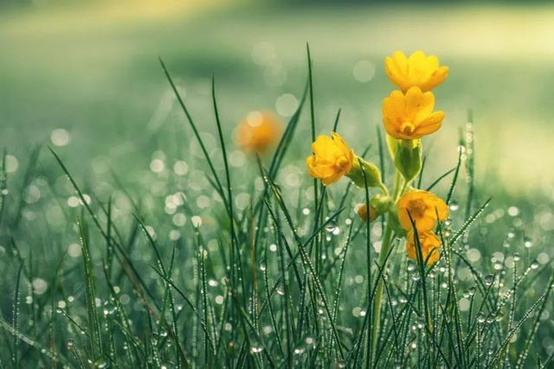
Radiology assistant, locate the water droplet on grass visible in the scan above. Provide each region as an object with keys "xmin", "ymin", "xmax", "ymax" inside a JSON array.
[
  {"xmin": 524, "ymin": 236, "xmax": 533, "ymax": 248},
  {"xmin": 325, "ymin": 223, "xmax": 337, "ymax": 233},
  {"xmin": 449, "ymin": 201, "xmax": 459, "ymax": 211},
  {"xmin": 250, "ymin": 346, "xmax": 263, "ymax": 354}
]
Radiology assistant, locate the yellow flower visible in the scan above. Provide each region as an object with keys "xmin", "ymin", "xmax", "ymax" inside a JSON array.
[
  {"xmin": 306, "ymin": 132, "xmax": 354, "ymax": 186},
  {"xmin": 397, "ymin": 190, "xmax": 448, "ymax": 232},
  {"xmin": 382, "ymin": 87, "xmax": 445, "ymax": 140},
  {"xmin": 406, "ymin": 230, "xmax": 441, "ymax": 265},
  {"xmin": 385, "ymin": 51, "xmax": 448, "ymax": 92},
  {"xmin": 235, "ymin": 111, "xmax": 282, "ymax": 153},
  {"xmin": 356, "ymin": 203, "xmax": 377, "ymax": 223}
]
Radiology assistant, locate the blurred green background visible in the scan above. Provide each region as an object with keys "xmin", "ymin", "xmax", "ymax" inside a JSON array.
[{"xmin": 1, "ymin": 0, "xmax": 554, "ymax": 201}]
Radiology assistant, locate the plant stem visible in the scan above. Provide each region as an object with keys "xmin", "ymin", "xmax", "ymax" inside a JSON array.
[{"xmin": 371, "ymin": 164, "xmax": 404, "ymax": 362}]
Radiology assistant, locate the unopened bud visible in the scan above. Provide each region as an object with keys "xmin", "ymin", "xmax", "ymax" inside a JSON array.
[
  {"xmin": 356, "ymin": 194, "xmax": 392, "ymax": 223},
  {"xmin": 347, "ymin": 157, "xmax": 384, "ymax": 190},
  {"xmin": 394, "ymin": 139, "xmax": 422, "ymax": 182}
]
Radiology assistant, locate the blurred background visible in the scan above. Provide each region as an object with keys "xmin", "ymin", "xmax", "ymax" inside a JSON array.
[{"xmin": 1, "ymin": 0, "xmax": 554, "ymax": 204}]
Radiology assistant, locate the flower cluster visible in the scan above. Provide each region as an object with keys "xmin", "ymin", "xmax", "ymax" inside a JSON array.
[
  {"xmin": 397, "ymin": 190, "xmax": 448, "ymax": 265},
  {"xmin": 306, "ymin": 51, "xmax": 450, "ymax": 266}
]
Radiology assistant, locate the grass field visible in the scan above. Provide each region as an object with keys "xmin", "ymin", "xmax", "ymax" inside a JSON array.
[{"xmin": 1, "ymin": 1, "xmax": 554, "ymax": 367}]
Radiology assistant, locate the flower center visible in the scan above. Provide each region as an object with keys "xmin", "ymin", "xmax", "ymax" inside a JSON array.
[
  {"xmin": 400, "ymin": 121, "xmax": 415, "ymax": 135},
  {"xmin": 408, "ymin": 199, "xmax": 427, "ymax": 218},
  {"xmin": 336, "ymin": 156, "xmax": 349, "ymax": 170}
]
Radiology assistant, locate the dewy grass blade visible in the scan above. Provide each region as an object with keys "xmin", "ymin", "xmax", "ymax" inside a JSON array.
[
  {"xmin": 211, "ymin": 76, "xmax": 245, "ymax": 322},
  {"xmin": 272, "ymin": 203, "xmax": 294, "ymax": 364},
  {"xmin": 329, "ymin": 221, "xmax": 354, "ymax": 357},
  {"xmin": 358, "ymin": 157, "xmax": 373, "ymax": 365},
  {"xmin": 332, "ymin": 221, "xmax": 354, "ymax": 322},
  {"xmin": 306, "ymin": 43, "xmax": 323, "ymax": 279},
  {"xmin": 267, "ymin": 81, "xmax": 308, "ymax": 180},
  {"xmin": 261, "ymin": 252, "xmax": 285, "ymax": 358},
  {"xmin": 446, "ymin": 144, "xmax": 463, "ymax": 205},
  {"xmin": 0, "ymin": 149, "xmax": 8, "ymax": 229},
  {"xmin": 12, "ymin": 262, "xmax": 23, "ymax": 369},
  {"xmin": 77, "ymin": 217, "xmax": 103, "ymax": 360},
  {"xmin": 449, "ymin": 198, "xmax": 491, "ymax": 245}
]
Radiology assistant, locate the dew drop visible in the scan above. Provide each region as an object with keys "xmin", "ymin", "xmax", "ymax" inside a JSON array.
[
  {"xmin": 477, "ymin": 313, "xmax": 486, "ymax": 324},
  {"xmin": 250, "ymin": 346, "xmax": 263, "ymax": 354},
  {"xmin": 325, "ymin": 223, "xmax": 337, "ymax": 233},
  {"xmin": 524, "ymin": 236, "xmax": 533, "ymax": 248}
]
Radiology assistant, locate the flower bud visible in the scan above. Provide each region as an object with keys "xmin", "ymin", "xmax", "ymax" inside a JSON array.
[
  {"xmin": 347, "ymin": 157, "xmax": 384, "ymax": 190},
  {"xmin": 394, "ymin": 139, "xmax": 422, "ymax": 182},
  {"xmin": 356, "ymin": 203, "xmax": 376, "ymax": 223},
  {"xmin": 355, "ymin": 194, "xmax": 392, "ymax": 223}
]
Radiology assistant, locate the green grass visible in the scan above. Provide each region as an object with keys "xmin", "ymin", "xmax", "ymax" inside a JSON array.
[{"xmin": 0, "ymin": 43, "xmax": 553, "ymax": 367}]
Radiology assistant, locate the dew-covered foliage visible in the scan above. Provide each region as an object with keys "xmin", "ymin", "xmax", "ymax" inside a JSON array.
[{"xmin": 0, "ymin": 50, "xmax": 553, "ymax": 369}]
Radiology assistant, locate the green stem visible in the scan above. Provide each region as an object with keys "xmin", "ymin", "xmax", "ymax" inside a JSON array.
[
  {"xmin": 392, "ymin": 170, "xmax": 403, "ymax": 200},
  {"xmin": 370, "ymin": 165, "xmax": 406, "ymax": 362},
  {"xmin": 378, "ymin": 182, "xmax": 389, "ymax": 196}
]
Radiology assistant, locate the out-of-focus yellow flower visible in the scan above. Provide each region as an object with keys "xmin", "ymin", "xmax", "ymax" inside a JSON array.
[
  {"xmin": 306, "ymin": 132, "xmax": 354, "ymax": 186},
  {"xmin": 235, "ymin": 111, "xmax": 282, "ymax": 153},
  {"xmin": 356, "ymin": 203, "xmax": 377, "ymax": 223},
  {"xmin": 382, "ymin": 87, "xmax": 445, "ymax": 140},
  {"xmin": 406, "ymin": 230, "xmax": 441, "ymax": 265},
  {"xmin": 397, "ymin": 190, "xmax": 448, "ymax": 232},
  {"xmin": 385, "ymin": 51, "xmax": 448, "ymax": 92}
]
